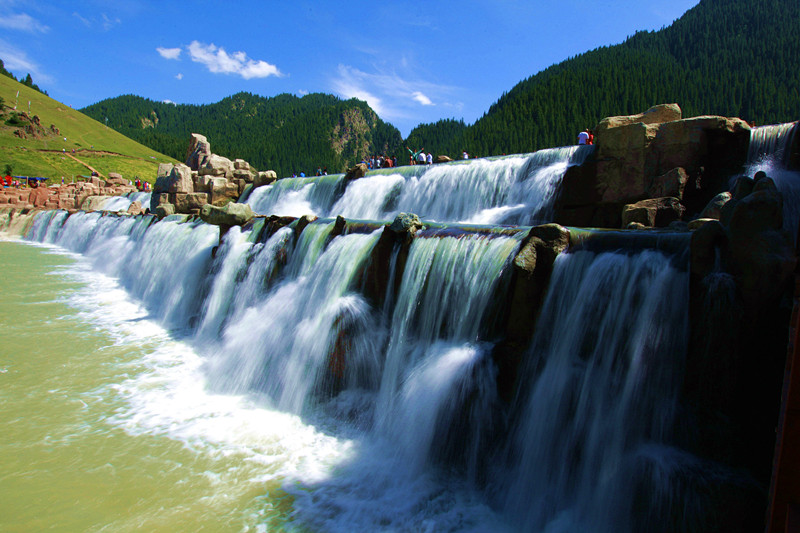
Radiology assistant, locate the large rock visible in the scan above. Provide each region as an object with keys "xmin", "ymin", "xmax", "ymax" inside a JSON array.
[
  {"xmin": 593, "ymin": 106, "xmax": 750, "ymax": 207},
  {"xmin": 154, "ymin": 163, "xmax": 193, "ymax": 194},
  {"xmin": 185, "ymin": 133, "xmax": 211, "ymax": 171},
  {"xmin": 210, "ymin": 180, "xmax": 240, "ymax": 205},
  {"xmin": 155, "ymin": 203, "xmax": 175, "ymax": 218},
  {"xmin": 344, "ymin": 163, "xmax": 368, "ymax": 180},
  {"xmin": 199, "ymin": 202, "xmax": 255, "ymax": 227},
  {"xmin": 198, "ymin": 154, "xmax": 234, "ymax": 178},
  {"xmin": 595, "ymin": 103, "xmax": 682, "ymax": 132},
  {"xmin": 725, "ymin": 184, "xmax": 795, "ymax": 313},
  {"xmin": 254, "ymin": 170, "xmax": 277, "ymax": 188},
  {"xmin": 27, "ymin": 185, "xmax": 50, "ymax": 208},
  {"xmin": 80, "ymin": 195, "xmax": 111, "ymax": 211},
  {"xmin": 700, "ymin": 192, "xmax": 732, "ymax": 220},
  {"xmin": 106, "ymin": 172, "xmax": 127, "ymax": 186},
  {"xmin": 126, "ymin": 201, "xmax": 143, "ymax": 216},
  {"xmin": 174, "ymin": 192, "xmax": 209, "ymax": 213},
  {"xmin": 388, "ymin": 212, "xmax": 424, "ymax": 235},
  {"xmin": 621, "ymin": 197, "xmax": 685, "ymax": 227}
]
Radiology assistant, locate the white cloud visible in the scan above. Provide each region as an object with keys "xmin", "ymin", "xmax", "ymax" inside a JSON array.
[
  {"xmin": 187, "ymin": 41, "xmax": 281, "ymax": 80},
  {"xmin": 0, "ymin": 13, "xmax": 48, "ymax": 33},
  {"xmin": 175, "ymin": 73, "xmax": 183, "ymax": 80},
  {"xmin": 72, "ymin": 12, "xmax": 91, "ymax": 27},
  {"xmin": 157, "ymin": 47, "xmax": 181, "ymax": 60},
  {"xmin": 297, "ymin": 89, "xmax": 309, "ymax": 95},
  {"xmin": 0, "ymin": 38, "xmax": 51, "ymax": 83},
  {"xmin": 331, "ymin": 64, "xmax": 452, "ymax": 120},
  {"xmin": 101, "ymin": 13, "xmax": 121, "ymax": 31},
  {"xmin": 412, "ymin": 91, "xmax": 433, "ymax": 106}
]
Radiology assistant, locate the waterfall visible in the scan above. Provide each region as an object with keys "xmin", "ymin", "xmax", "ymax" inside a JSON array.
[
  {"xmin": 501, "ymin": 248, "xmax": 692, "ymax": 532},
  {"xmin": 247, "ymin": 174, "xmax": 345, "ymax": 217},
  {"xmin": 745, "ymin": 122, "xmax": 800, "ymax": 239},
  {"xmin": 98, "ymin": 191, "xmax": 152, "ymax": 212},
  {"xmin": 246, "ymin": 146, "xmax": 592, "ymax": 224},
  {"xmin": 747, "ymin": 121, "xmax": 797, "ymax": 167},
  {"xmin": 13, "ymin": 207, "xmax": 746, "ymax": 531}
]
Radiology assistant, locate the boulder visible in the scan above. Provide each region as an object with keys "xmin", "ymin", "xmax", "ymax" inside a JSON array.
[
  {"xmin": 254, "ymin": 170, "xmax": 278, "ymax": 188},
  {"xmin": 388, "ymin": 212, "xmax": 424, "ymax": 235},
  {"xmin": 435, "ymin": 155, "xmax": 454, "ymax": 164},
  {"xmin": 174, "ymin": 192, "xmax": 209, "ymax": 213},
  {"xmin": 154, "ymin": 163, "xmax": 193, "ymax": 194},
  {"xmin": 126, "ymin": 201, "xmax": 143, "ymax": 216},
  {"xmin": 593, "ymin": 106, "xmax": 750, "ymax": 207},
  {"xmin": 344, "ymin": 163, "xmax": 368, "ymax": 180},
  {"xmin": 595, "ymin": 103, "xmax": 682, "ymax": 132},
  {"xmin": 80, "ymin": 195, "xmax": 111, "ymax": 211},
  {"xmin": 198, "ymin": 154, "xmax": 234, "ymax": 178},
  {"xmin": 700, "ymin": 192, "xmax": 732, "ymax": 220},
  {"xmin": 210, "ymin": 180, "xmax": 240, "ymax": 205},
  {"xmin": 233, "ymin": 159, "xmax": 250, "ymax": 171},
  {"xmin": 106, "ymin": 172, "xmax": 127, "ymax": 186},
  {"xmin": 233, "ymin": 169, "xmax": 254, "ymax": 182},
  {"xmin": 155, "ymin": 203, "xmax": 175, "ymax": 218},
  {"xmin": 621, "ymin": 197, "xmax": 685, "ymax": 227},
  {"xmin": 27, "ymin": 186, "xmax": 50, "ymax": 208},
  {"xmin": 185, "ymin": 133, "xmax": 211, "ymax": 171},
  {"xmin": 199, "ymin": 202, "xmax": 255, "ymax": 227}
]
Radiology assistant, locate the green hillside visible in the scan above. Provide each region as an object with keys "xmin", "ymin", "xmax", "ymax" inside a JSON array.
[
  {"xmin": 0, "ymin": 74, "xmax": 178, "ymax": 182},
  {"xmin": 407, "ymin": 0, "xmax": 800, "ymax": 157},
  {"xmin": 81, "ymin": 92, "xmax": 403, "ymax": 178}
]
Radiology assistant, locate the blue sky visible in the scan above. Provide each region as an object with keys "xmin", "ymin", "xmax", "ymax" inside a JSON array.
[{"xmin": 0, "ymin": 0, "xmax": 699, "ymax": 137}]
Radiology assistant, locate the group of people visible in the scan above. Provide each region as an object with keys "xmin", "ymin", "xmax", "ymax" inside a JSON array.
[
  {"xmin": 364, "ymin": 155, "xmax": 398, "ymax": 169},
  {"xmin": 577, "ymin": 129, "xmax": 595, "ymax": 145},
  {"xmin": 134, "ymin": 178, "xmax": 151, "ymax": 192},
  {"xmin": 406, "ymin": 147, "xmax": 434, "ymax": 166}
]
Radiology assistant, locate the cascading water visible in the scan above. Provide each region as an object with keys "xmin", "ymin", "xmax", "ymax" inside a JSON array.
[
  {"xmin": 499, "ymin": 248, "xmax": 692, "ymax": 532},
  {"xmin": 5, "ymin": 194, "xmax": 747, "ymax": 531},
  {"xmin": 744, "ymin": 121, "xmax": 800, "ymax": 239},
  {"xmin": 246, "ymin": 174, "xmax": 346, "ymax": 217},
  {"xmin": 98, "ymin": 191, "xmax": 152, "ymax": 212},
  {"xmin": 247, "ymin": 146, "xmax": 593, "ymax": 225}
]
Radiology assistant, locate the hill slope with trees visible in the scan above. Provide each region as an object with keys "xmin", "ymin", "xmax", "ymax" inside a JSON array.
[
  {"xmin": 407, "ymin": 0, "xmax": 800, "ymax": 157},
  {"xmin": 81, "ymin": 92, "xmax": 403, "ymax": 177}
]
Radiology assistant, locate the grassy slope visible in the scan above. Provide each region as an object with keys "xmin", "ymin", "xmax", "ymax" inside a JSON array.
[{"xmin": 0, "ymin": 75, "xmax": 178, "ymax": 182}]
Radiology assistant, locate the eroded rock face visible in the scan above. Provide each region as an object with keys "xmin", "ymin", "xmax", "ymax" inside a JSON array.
[{"xmin": 185, "ymin": 133, "xmax": 211, "ymax": 171}]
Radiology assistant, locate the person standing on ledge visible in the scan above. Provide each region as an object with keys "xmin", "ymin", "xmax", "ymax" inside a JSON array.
[
  {"xmin": 577, "ymin": 129, "xmax": 590, "ymax": 145},
  {"xmin": 406, "ymin": 146, "xmax": 424, "ymax": 165}
]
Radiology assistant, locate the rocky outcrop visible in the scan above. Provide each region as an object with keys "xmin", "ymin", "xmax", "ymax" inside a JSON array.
[
  {"xmin": 554, "ymin": 104, "xmax": 751, "ymax": 228},
  {"xmin": 185, "ymin": 133, "xmax": 211, "ymax": 171}
]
